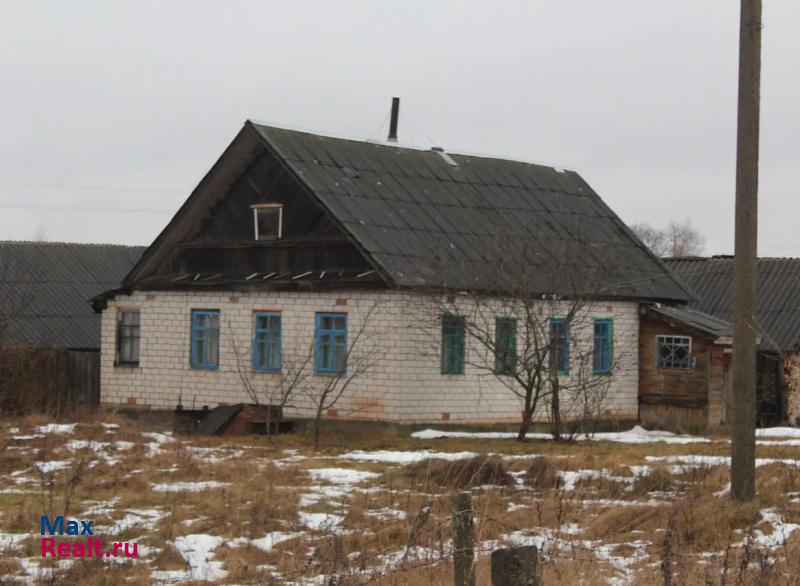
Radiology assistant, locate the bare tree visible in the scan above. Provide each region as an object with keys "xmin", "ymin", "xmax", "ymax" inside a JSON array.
[
  {"xmin": 432, "ymin": 291, "xmax": 618, "ymax": 442},
  {"xmin": 230, "ymin": 303, "xmax": 383, "ymax": 450},
  {"xmin": 231, "ymin": 333, "xmax": 315, "ymax": 442},
  {"xmin": 632, "ymin": 219, "xmax": 705, "ymax": 257},
  {"xmin": 301, "ymin": 304, "xmax": 382, "ymax": 451},
  {"xmin": 419, "ymin": 244, "xmax": 622, "ymax": 442}
]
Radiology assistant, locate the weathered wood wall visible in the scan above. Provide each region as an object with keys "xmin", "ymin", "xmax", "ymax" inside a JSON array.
[
  {"xmin": 0, "ymin": 347, "xmax": 99, "ymax": 416},
  {"xmin": 638, "ymin": 316, "xmax": 731, "ymax": 433}
]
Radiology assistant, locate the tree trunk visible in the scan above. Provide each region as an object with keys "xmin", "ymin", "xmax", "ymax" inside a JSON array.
[
  {"xmin": 517, "ymin": 410, "xmax": 532, "ymax": 442},
  {"xmin": 313, "ymin": 401, "xmax": 326, "ymax": 452},
  {"xmin": 551, "ymin": 378, "xmax": 562, "ymax": 441}
]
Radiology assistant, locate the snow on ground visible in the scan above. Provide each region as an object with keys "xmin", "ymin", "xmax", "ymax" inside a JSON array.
[
  {"xmin": 646, "ymin": 454, "xmax": 800, "ymax": 469},
  {"xmin": 340, "ymin": 449, "xmax": 478, "ymax": 464},
  {"xmin": 35, "ymin": 423, "xmax": 77, "ymax": 435},
  {"xmin": 299, "ymin": 512, "xmax": 344, "ymax": 532},
  {"xmin": 0, "ymin": 532, "xmax": 27, "ymax": 551},
  {"xmin": 250, "ymin": 531, "xmax": 302, "ymax": 552},
  {"xmin": 34, "ymin": 460, "xmax": 73, "ymax": 474},
  {"xmin": 103, "ymin": 508, "xmax": 164, "ymax": 535},
  {"xmin": 751, "ymin": 509, "xmax": 800, "ymax": 549},
  {"xmin": 307, "ymin": 467, "xmax": 380, "ymax": 484},
  {"xmin": 166, "ymin": 534, "xmax": 227, "ymax": 582},
  {"xmin": 756, "ymin": 427, "xmax": 800, "ymax": 438},
  {"xmin": 558, "ymin": 469, "xmax": 604, "ymax": 491},
  {"xmin": 412, "ymin": 425, "xmax": 711, "ymax": 444},
  {"xmin": 151, "ymin": 481, "xmax": 231, "ymax": 493},
  {"xmin": 142, "ymin": 431, "xmax": 175, "ymax": 457}
]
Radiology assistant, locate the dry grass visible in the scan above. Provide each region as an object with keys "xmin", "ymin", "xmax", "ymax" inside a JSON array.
[
  {"xmin": 3, "ymin": 412, "xmax": 800, "ymax": 584},
  {"xmin": 406, "ymin": 455, "xmax": 514, "ymax": 490}
]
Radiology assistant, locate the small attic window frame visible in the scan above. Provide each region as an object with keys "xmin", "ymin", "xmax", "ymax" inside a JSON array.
[{"xmin": 251, "ymin": 203, "xmax": 283, "ymax": 241}]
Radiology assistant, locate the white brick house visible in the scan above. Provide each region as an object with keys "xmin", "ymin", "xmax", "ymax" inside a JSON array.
[{"xmin": 93, "ymin": 121, "xmax": 693, "ymax": 425}]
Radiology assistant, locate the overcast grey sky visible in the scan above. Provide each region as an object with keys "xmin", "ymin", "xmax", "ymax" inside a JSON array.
[{"xmin": 1, "ymin": 1, "xmax": 797, "ymax": 255}]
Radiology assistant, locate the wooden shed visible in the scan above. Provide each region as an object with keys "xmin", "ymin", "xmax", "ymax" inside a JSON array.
[{"xmin": 638, "ymin": 305, "xmax": 733, "ymax": 433}]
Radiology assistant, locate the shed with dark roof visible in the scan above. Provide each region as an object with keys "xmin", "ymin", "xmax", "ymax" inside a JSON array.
[
  {"xmin": 665, "ymin": 256, "xmax": 800, "ymax": 425},
  {"xmin": 0, "ymin": 241, "xmax": 145, "ymax": 350},
  {"xmin": 0, "ymin": 241, "xmax": 145, "ymax": 415}
]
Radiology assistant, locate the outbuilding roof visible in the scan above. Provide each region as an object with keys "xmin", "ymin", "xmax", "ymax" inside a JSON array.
[
  {"xmin": 0, "ymin": 241, "xmax": 145, "ymax": 350},
  {"xmin": 665, "ymin": 256, "xmax": 800, "ymax": 352},
  {"xmin": 647, "ymin": 305, "xmax": 733, "ymax": 342}
]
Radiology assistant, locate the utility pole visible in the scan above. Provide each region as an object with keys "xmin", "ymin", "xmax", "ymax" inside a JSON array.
[{"xmin": 731, "ymin": 0, "xmax": 762, "ymax": 501}]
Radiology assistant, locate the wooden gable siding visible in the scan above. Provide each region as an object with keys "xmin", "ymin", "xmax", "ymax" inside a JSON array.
[
  {"xmin": 153, "ymin": 148, "xmax": 374, "ymax": 280},
  {"xmin": 197, "ymin": 151, "xmax": 345, "ymax": 242},
  {"xmin": 174, "ymin": 242, "xmax": 370, "ymax": 277}
]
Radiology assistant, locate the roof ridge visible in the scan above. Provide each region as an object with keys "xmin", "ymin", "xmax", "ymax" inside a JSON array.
[
  {"xmin": 247, "ymin": 120, "xmax": 576, "ymax": 173},
  {"xmin": 0, "ymin": 240, "xmax": 147, "ymax": 248}
]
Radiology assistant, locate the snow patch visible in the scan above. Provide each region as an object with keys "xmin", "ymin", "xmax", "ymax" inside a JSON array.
[
  {"xmin": 36, "ymin": 423, "xmax": 77, "ymax": 435},
  {"xmin": 341, "ymin": 449, "xmax": 478, "ymax": 464},
  {"xmin": 412, "ymin": 425, "xmax": 710, "ymax": 444},
  {"xmin": 300, "ymin": 512, "xmax": 344, "ymax": 532}
]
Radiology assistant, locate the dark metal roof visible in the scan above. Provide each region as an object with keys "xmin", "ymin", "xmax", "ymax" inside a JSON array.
[
  {"xmin": 0, "ymin": 242, "xmax": 145, "ymax": 350},
  {"xmin": 249, "ymin": 123, "xmax": 693, "ymax": 302},
  {"xmin": 665, "ymin": 256, "xmax": 800, "ymax": 352},
  {"xmin": 648, "ymin": 305, "xmax": 733, "ymax": 341}
]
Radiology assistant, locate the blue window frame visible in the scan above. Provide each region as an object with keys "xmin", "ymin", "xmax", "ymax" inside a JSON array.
[
  {"xmin": 593, "ymin": 319, "xmax": 613, "ymax": 374},
  {"xmin": 253, "ymin": 312, "xmax": 281, "ymax": 372},
  {"xmin": 315, "ymin": 313, "xmax": 347, "ymax": 374},
  {"xmin": 495, "ymin": 317, "xmax": 517, "ymax": 375},
  {"xmin": 191, "ymin": 309, "xmax": 220, "ymax": 369},
  {"xmin": 550, "ymin": 318, "xmax": 570, "ymax": 375},
  {"xmin": 441, "ymin": 314, "xmax": 465, "ymax": 375}
]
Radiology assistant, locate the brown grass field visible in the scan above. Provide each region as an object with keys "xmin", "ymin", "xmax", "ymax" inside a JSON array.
[{"xmin": 2, "ymin": 412, "xmax": 800, "ymax": 585}]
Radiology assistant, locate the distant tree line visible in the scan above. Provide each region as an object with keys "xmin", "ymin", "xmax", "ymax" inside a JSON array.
[{"xmin": 631, "ymin": 219, "xmax": 705, "ymax": 258}]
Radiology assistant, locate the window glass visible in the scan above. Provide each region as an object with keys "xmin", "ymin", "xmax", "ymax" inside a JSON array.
[
  {"xmin": 316, "ymin": 313, "xmax": 347, "ymax": 373},
  {"xmin": 253, "ymin": 312, "xmax": 281, "ymax": 371},
  {"xmin": 656, "ymin": 335, "xmax": 692, "ymax": 369},
  {"xmin": 191, "ymin": 310, "xmax": 220, "ymax": 369},
  {"xmin": 117, "ymin": 310, "xmax": 140, "ymax": 364},
  {"xmin": 254, "ymin": 206, "xmax": 282, "ymax": 240},
  {"xmin": 441, "ymin": 315, "xmax": 465, "ymax": 375},
  {"xmin": 495, "ymin": 318, "xmax": 517, "ymax": 375}
]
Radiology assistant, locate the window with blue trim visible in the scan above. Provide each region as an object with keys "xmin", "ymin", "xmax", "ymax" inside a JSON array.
[
  {"xmin": 550, "ymin": 318, "xmax": 570, "ymax": 375},
  {"xmin": 495, "ymin": 317, "xmax": 517, "ymax": 375},
  {"xmin": 253, "ymin": 312, "xmax": 281, "ymax": 371},
  {"xmin": 315, "ymin": 313, "xmax": 347, "ymax": 373},
  {"xmin": 441, "ymin": 315, "xmax": 465, "ymax": 375},
  {"xmin": 593, "ymin": 319, "xmax": 613, "ymax": 374},
  {"xmin": 191, "ymin": 310, "xmax": 220, "ymax": 369}
]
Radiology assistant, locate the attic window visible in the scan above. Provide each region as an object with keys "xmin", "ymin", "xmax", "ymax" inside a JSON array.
[{"xmin": 251, "ymin": 204, "xmax": 283, "ymax": 240}]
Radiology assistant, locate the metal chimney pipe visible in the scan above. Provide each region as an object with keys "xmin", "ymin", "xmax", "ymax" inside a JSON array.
[{"xmin": 388, "ymin": 97, "xmax": 400, "ymax": 142}]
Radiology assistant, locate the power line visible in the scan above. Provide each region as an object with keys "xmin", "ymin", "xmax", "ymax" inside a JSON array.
[
  {"xmin": 0, "ymin": 203, "xmax": 172, "ymax": 214},
  {"xmin": 0, "ymin": 181, "xmax": 185, "ymax": 195}
]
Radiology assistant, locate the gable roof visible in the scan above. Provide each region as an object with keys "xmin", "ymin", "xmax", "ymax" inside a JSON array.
[
  {"xmin": 665, "ymin": 256, "xmax": 800, "ymax": 352},
  {"xmin": 122, "ymin": 121, "xmax": 693, "ymax": 302},
  {"xmin": 0, "ymin": 241, "xmax": 145, "ymax": 350}
]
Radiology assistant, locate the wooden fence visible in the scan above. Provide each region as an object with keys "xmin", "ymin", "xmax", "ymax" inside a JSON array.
[{"xmin": 0, "ymin": 347, "xmax": 100, "ymax": 416}]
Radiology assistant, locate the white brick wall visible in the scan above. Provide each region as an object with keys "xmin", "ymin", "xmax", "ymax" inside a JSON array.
[{"xmin": 100, "ymin": 290, "xmax": 640, "ymax": 424}]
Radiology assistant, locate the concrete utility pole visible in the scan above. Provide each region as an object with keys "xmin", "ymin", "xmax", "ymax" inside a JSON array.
[{"xmin": 731, "ymin": 0, "xmax": 762, "ymax": 502}]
